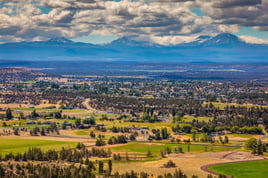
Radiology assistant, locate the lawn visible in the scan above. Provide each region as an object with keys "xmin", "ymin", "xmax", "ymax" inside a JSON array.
[
  {"xmin": 0, "ymin": 138, "xmax": 76, "ymax": 155},
  {"xmin": 99, "ymin": 120, "xmax": 174, "ymax": 130},
  {"xmin": 12, "ymin": 108, "xmax": 87, "ymax": 113},
  {"xmin": 183, "ymin": 116, "xmax": 213, "ymax": 122},
  {"xmin": 230, "ymin": 134, "xmax": 261, "ymax": 138},
  {"xmin": 12, "ymin": 108, "xmax": 61, "ymax": 111},
  {"xmin": 81, "ymin": 113, "xmax": 120, "ymax": 117},
  {"xmin": 203, "ymin": 102, "xmax": 268, "ymax": 110},
  {"xmin": 208, "ymin": 160, "xmax": 268, "ymax": 178},
  {"xmin": 74, "ymin": 130, "xmax": 89, "ymax": 136},
  {"xmin": 111, "ymin": 142, "xmax": 239, "ymax": 155}
]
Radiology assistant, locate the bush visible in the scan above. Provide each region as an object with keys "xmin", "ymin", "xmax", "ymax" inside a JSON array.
[{"xmin": 163, "ymin": 160, "xmax": 176, "ymax": 168}]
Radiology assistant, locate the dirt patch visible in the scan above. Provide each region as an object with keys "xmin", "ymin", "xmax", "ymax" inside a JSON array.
[{"xmin": 113, "ymin": 156, "xmax": 220, "ymax": 177}]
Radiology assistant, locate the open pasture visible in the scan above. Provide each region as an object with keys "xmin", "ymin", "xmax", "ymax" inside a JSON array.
[
  {"xmin": 110, "ymin": 142, "xmax": 239, "ymax": 155},
  {"xmin": 0, "ymin": 137, "xmax": 76, "ymax": 155}
]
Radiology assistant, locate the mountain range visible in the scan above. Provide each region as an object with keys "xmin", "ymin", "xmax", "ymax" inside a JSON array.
[{"xmin": 0, "ymin": 33, "xmax": 267, "ymax": 62}]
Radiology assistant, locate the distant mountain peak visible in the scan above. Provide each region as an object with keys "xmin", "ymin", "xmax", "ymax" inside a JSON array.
[
  {"xmin": 48, "ymin": 37, "xmax": 73, "ymax": 43},
  {"xmin": 107, "ymin": 36, "xmax": 161, "ymax": 47},
  {"xmin": 202, "ymin": 33, "xmax": 243, "ymax": 46}
]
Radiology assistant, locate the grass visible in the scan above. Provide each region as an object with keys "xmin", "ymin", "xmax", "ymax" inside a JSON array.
[
  {"xmin": 19, "ymin": 81, "xmax": 36, "ymax": 84},
  {"xmin": 183, "ymin": 116, "xmax": 213, "ymax": 122},
  {"xmin": 208, "ymin": 160, "xmax": 268, "ymax": 178},
  {"xmin": 111, "ymin": 142, "xmax": 239, "ymax": 155},
  {"xmin": 11, "ymin": 108, "xmax": 87, "ymax": 113},
  {"xmin": 74, "ymin": 130, "xmax": 89, "ymax": 136},
  {"xmin": 12, "ymin": 108, "xmax": 59, "ymax": 111},
  {"xmin": 3, "ymin": 124, "xmax": 50, "ymax": 129},
  {"xmin": 203, "ymin": 102, "xmax": 268, "ymax": 110},
  {"xmin": 81, "ymin": 113, "xmax": 120, "ymax": 117},
  {"xmin": 230, "ymin": 134, "xmax": 260, "ymax": 138},
  {"xmin": 0, "ymin": 138, "xmax": 76, "ymax": 155}
]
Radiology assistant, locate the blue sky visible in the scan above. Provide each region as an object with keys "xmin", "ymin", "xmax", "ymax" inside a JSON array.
[{"xmin": 1, "ymin": 0, "xmax": 268, "ymax": 45}]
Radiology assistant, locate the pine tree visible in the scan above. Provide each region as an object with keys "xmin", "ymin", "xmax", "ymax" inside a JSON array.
[
  {"xmin": 98, "ymin": 161, "xmax": 104, "ymax": 174},
  {"xmin": 108, "ymin": 159, "xmax": 112, "ymax": 175},
  {"xmin": 6, "ymin": 108, "xmax": 12, "ymax": 120},
  {"xmin": 146, "ymin": 149, "xmax": 152, "ymax": 157},
  {"xmin": 0, "ymin": 164, "xmax": 5, "ymax": 177},
  {"xmin": 125, "ymin": 152, "xmax": 129, "ymax": 161}
]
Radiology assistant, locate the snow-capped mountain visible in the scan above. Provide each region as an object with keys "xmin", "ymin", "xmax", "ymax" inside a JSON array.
[{"xmin": 0, "ymin": 33, "xmax": 267, "ymax": 62}]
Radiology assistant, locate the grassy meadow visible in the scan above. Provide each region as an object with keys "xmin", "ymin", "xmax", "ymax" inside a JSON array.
[
  {"xmin": 0, "ymin": 138, "xmax": 76, "ymax": 155},
  {"xmin": 208, "ymin": 160, "xmax": 268, "ymax": 178},
  {"xmin": 111, "ymin": 142, "xmax": 239, "ymax": 155}
]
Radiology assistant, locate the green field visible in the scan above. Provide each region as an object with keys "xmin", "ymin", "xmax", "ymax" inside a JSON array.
[
  {"xmin": 203, "ymin": 102, "xmax": 268, "ymax": 110},
  {"xmin": 183, "ymin": 116, "xmax": 213, "ymax": 122},
  {"xmin": 230, "ymin": 134, "xmax": 261, "ymax": 138},
  {"xmin": 0, "ymin": 138, "xmax": 76, "ymax": 155},
  {"xmin": 12, "ymin": 108, "xmax": 60, "ymax": 111},
  {"xmin": 208, "ymin": 160, "xmax": 268, "ymax": 178},
  {"xmin": 97, "ymin": 120, "xmax": 174, "ymax": 131},
  {"xmin": 111, "ymin": 142, "xmax": 239, "ymax": 155},
  {"xmin": 74, "ymin": 130, "xmax": 89, "ymax": 136},
  {"xmin": 12, "ymin": 108, "xmax": 87, "ymax": 113},
  {"xmin": 81, "ymin": 113, "xmax": 120, "ymax": 117}
]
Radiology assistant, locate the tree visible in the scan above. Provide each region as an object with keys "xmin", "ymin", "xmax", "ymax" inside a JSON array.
[
  {"xmin": 224, "ymin": 136, "xmax": 229, "ymax": 144},
  {"xmin": 40, "ymin": 128, "xmax": 46, "ymax": 136},
  {"xmin": 19, "ymin": 112, "xmax": 24, "ymax": 120},
  {"xmin": 245, "ymin": 138, "xmax": 257, "ymax": 154},
  {"xmin": 0, "ymin": 164, "xmax": 5, "ymax": 177},
  {"xmin": 2, "ymin": 122, "xmax": 7, "ymax": 127},
  {"xmin": 14, "ymin": 128, "xmax": 19, "ymax": 136},
  {"xmin": 96, "ymin": 139, "xmax": 106, "ymax": 146},
  {"xmin": 257, "ymin": 139, "xmax": 264, "ymax": 155},
  {"xmin": 75, "ymin": 118, "xmax": 81, "ymax": 127},
  {"xmin": 129, "ymin": 134, "xmax": 136, "ymax": 141},
  {"xmin": 31, "ymin": 110, "xmax": 39, "ymax": 118},
  {"xmin": 125, "ymin": 152, "xmax": 129, "ymax": 161},
  {"xmin": 90, "ymin": 131, "xmax": 96, "ymax": 138},
  {"xmin": 219, "ymin": 136, "xmax": 224, "ymax": 145},
  {"xmin": 163, "ymin": 160, "xmax": 176, "ymax": 168},
  {"xmin": 146, "ymin": 149, "xmax": 152, "ymax": 157},
  {"xmin": 108, "ymin": 159, "xmax": 112, "ymax": 175},
  {"xmin": 160, "ymin": 150, "xmax": 165, "ymax": 158},
  {"xmin": 98, "ymin": 161, "xmax": 104, "ymax": 174},
  {"xmin": 6, "ymin": 108, "xmax": 12, "ymax": 120},
  {"xmin": 177, "ymin": 145, "xmax": 183, "ymax": 153}
]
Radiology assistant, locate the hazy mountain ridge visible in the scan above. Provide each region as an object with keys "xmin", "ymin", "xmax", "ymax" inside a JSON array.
[{"xmin": 0, "ymin": 33, "xmax": 267, "ymax": 62}]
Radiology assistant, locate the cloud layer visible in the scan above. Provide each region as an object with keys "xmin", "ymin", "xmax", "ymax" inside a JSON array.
[{"xmin": 0, "ymin": 0, "xmax": 268, "ymax": 44}]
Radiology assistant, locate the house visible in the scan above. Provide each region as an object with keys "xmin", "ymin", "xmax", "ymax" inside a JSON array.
[
  {"xmin": 78, "ymin": 124, "xmax": 91, "ymax": 129},
  {"xmin": 63, "ymin": 121, "xmax": 73, "ymax": 126},
  {"xmin": 43, "ymin": 121, "xmax": 52, "ymax": 125},
  {"xmin": 86, "ymin": 116, "xmax": 94, "ymax": 120},
  {"xmin": 141, "ymin": 126, "xmax": 149, "ymax": 130},
  {"xmin": 97, "ymin": 123, "xmax": 104, "ymax": 127}
]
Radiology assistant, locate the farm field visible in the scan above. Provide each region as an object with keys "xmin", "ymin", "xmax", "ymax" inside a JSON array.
[
  {"xmin": 208, "ymin": 160, "xmax": 268, "ymax": 178},
  {"xmin": 110, "ymin": 142, "xmax": 239, "ymax": 155},
  {"xmin": 183, "ymin": 116, "xmax": 213, "ymax": 122},
  {"xmin": 203, "ymin": 102, "xmax": 268, "ymax": 109},
  {"xmin": 0, "ymin": 137, "xmax": 77, "ymax": 155}
]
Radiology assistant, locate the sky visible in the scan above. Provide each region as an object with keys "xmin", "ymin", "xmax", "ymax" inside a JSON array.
[{"xmin": 1, "ymin": 0, "xmax": 268, "ymax": 45}]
